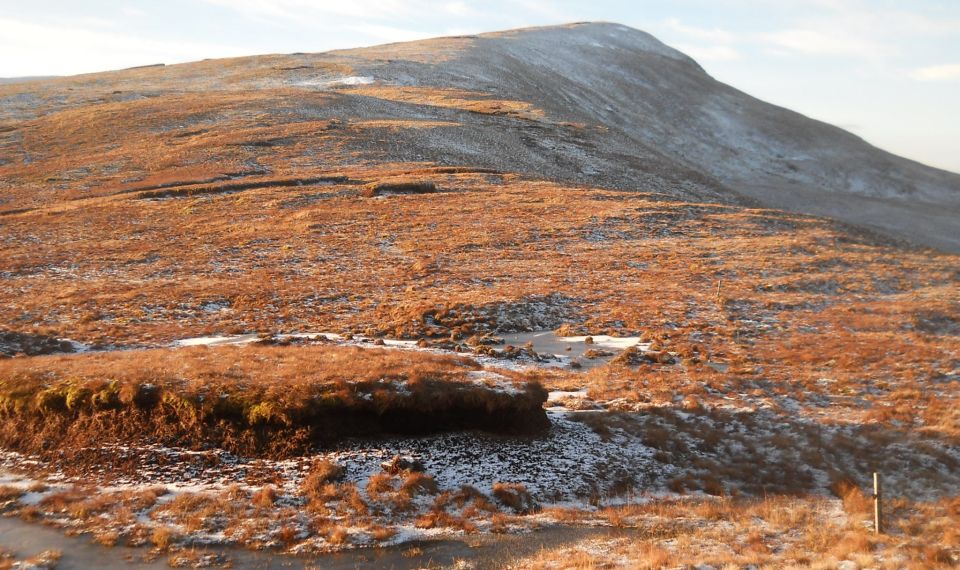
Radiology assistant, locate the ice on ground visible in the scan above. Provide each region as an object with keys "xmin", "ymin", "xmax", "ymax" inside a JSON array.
[
  {"xmin": 172, "ymin": 332, "xmax": 338, "ymax": 347},
  {"xmin": 172, "ymin": 334, "xmax": 261, "ymax": 347},
  {"xmin": 548, "ymin": 390, "xmax": 589, "ymax": 402},
  {"xmin": 169, "ymin": 330, "xmax": 653, "ymax": 374},
  {"xmin": 295, "ymin": 76, "xmax": 375, "ymax": 88},
  {"xmin": 497, "ymin": 331, "xmax": 645, "ymax": 354},
  {"xmin": 381, "ymin": 338, "xmax": 419, "ymax": 349},
  {"xmin": 546, "ymin": 389, "xmax": 600, "ymax": 412},
  {"xmin": 0, "ymin": 413, "xmax": 660, "ymax": 505},
  {"xmin": 558, "ymin": 335, "xmax": 643, "ymax": 350},
  {"xmin": 467, "ymin": 370, "xmax": 524, "ymax": 395},
  {"xmin": 332, "ymin": 76, "xmax": 375, "ymax": 86},
  {"xmin": 495, "ymin": 331, "xmax": 650, "ymax": 370},
  {"xmin": 295, "ymin": 411, "xmax": 660, "ymax": 501}
]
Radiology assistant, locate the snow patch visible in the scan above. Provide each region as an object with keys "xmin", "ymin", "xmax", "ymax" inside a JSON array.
[
  {"xmin": 296, "ymin": 76, "xmax": 375, "ymax": 88},
  {"xmin": 466, "ymin": 370, "xmax": 523, "ymax": 395},
  {"xmin": 557, "ymin": 335, "xmax": 643, "ymax": 350}
]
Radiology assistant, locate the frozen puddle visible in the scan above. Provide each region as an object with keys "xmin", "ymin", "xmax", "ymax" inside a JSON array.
[
  {"xmin": 172, "ymin": 332, "xmax": 419, "ymax": 349},
  {"xmin": 494, "ymin": 331, "xmax": 649, "ymax": 369},
  {"xmin": 172, "ymin": 332, "xmax": 336, "ymax": 347},
  {"xmin": 548, "ymin": 389, "xmax": 589, "ymax": 402},
  {"xmin": 171, "ymin": 330, "xmax": 650, "ymax": 371},
  {"xmin": 172, "ymin": 333, "xmax": 264, "ymax": 347}
]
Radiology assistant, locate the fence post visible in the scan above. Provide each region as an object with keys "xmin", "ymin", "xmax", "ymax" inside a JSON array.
[{"xmin": 873, "ymin": 472, "xmax": 882, "ymax": 534}]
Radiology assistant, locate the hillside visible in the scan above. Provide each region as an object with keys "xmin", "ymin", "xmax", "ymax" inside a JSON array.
[
  {"xmin": 1, "ymin": 22, "xmax": 958, "ymax": 250},
  {"xmin": 0, "ymin": 22, "xmax": 958, "ymax": 568}
]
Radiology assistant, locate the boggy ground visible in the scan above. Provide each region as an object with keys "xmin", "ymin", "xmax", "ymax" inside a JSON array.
[
  {"xmin": 1, "ymin": 159, "xmax": 959, "ymax": 567},
  {"xmin": 0, "ymin": 330, "xmax": 956, "ymax": 567},
  {"xmin": 0, "ymin": 37, "xmax": 959, "ymax": 568},
  {"xmin": 1, "ymin": 171, "xmax": 957, "ymax": 442}
]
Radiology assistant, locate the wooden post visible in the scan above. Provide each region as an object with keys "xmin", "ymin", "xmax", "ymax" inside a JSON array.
[
  {"xmin": 716, "ymin": 279, "xmax": 722, "ymax": 303},
  {"xmin": 873, "ymin": 472, "xmax": 882, "ymax": 534}
]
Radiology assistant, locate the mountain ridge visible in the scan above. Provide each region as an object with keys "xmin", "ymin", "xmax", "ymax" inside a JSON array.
[
  {"xmin": 1, "ymin": 21, "xmax": 957, "ymax": 250},
  {"xmin": 338, "ymin": 21, "xmax": 960, "ymax": 249}
]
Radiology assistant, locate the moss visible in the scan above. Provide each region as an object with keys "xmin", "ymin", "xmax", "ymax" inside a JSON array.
[
  {"xmin": 64, "ymin": 384, "xmax": 92, "ymax": 412},
  {"xmin": 34, "ymin": 388, "xmax": 67, "ymax": 414},
  {"xmin": 0, "ymin": 391, "xmax": 32, "ymax": 415},
  {"xmin": 119, "ymin": 382, "xmax": 159, "ymax": 409},
  {"xmin": 314, "ymin": 392, "xmax": 348, "ymax": 411},
  {"xmin": 92, "ymin": 381, "xmax": 122, "ymax": 410},
  {"xmin": 160, "ymin": 392, "xmax": 203, "ymax": 424},
  {"xmin": 246, "ymin": 402, "xmax": 290, "ymax": 426}
]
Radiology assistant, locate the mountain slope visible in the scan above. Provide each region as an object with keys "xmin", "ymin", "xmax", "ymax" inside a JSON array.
[
  {"xmin": 1, "ymin": 22, "xmax": 957, "ymax": 249},
  {"xmin": 335, "ymin": 22, "xmax": 960, "ymax": 249},
  {"xmin": 2, "ymin": 23, "xmax": 960, "ymax": 567}
]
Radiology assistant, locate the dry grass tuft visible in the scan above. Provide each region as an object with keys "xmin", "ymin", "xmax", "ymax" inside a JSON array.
[
  {"xmin": 151, "ymin": 526, "xmax": 177, "ymax": 549},
  {"xmin": 831, "ymin": 477, "xmax": 872, "ymax": 517},
  {"xmin": 251, "ymin": 485, "xmax": 277, "ymax": 508},
  {"xmin": 492, "ymin": 482, "xmax": 538, "ymax": 514},
  {"xmin": 400, "ymin": 472, "xmax": 439, "ymax": 497}
]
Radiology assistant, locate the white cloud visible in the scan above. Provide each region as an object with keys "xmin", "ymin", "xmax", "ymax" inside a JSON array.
[
  {"xmin": 0, "ymin": 17, "xmax": 247, "ymax": 77},
  {"xmin": 673, "ymin": 43, "xmax": 740, "ymax": 62},
  {"xmin": 441, "ymin": 2, "xmax": 476, "ymax": 17},
  {"xmin": 199, "ymin": 0, "xmax": 299, "ymax": 21},
  {"xmin": 120, "ymin": 5, "xmax": 148, "ymax": 18},
  {"xmin": 655, "ymin": 18, "xmax": 739, "ymax": 63},
  {"xmin": 664, "ymin": 18, "xmax": 734, "ymax": 44},
  {"xmin": 910, "ymin": 64, "xmax": 960, "ymax": 82},
  {"xmin": 347, "ymin": 23, "xmax": 434, "ymax": 43},
  {"xmin": 200, "ymin": 0, "xmax": 425, "ymax": 22},
  {"xmin": 74, "ymin": 16, "xmax": 118, "ymax": 29},
  {"xmin": 761, "ymin": 28, "xmax": 886, "ymax": 59}
]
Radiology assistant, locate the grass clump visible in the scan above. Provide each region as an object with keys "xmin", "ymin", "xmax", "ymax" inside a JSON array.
[{"xmin": 492, "ymin": 482, "xmax": 538, "ymax": 514}]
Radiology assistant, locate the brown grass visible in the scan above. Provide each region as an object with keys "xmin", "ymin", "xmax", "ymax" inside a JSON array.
[
  {"xmin": 0, "ymin": 159, "xmax": 955, "ymax": 456},
  {"xmin": 366, "ymin": 473, "xmax": 395, "ymax": 500},
  {"xmin": 251, "ymin": 486, "xmax": 277, "ymax": 508},
  {"xmin": 0, "ymin": 36, "xmax": 958, "ymax": 565},
  {"xmin": 0, "ymin": 486, "xmax": 23, "ymax": 502},
  {"xmin": 516, "ymin": 494, "xmax": 960, "ymax": 569},
  {"xmin": 400, "ymin": 472, "xmax": 439, "ymax": 497},
  {"xmin": 301, "ymin": 460, "xmax": 345, "ymax": 499},
  {"xmin": 492, "ymin": 482, "xmax": 538, "ymax": 514},
  {"xmin": 831, "ymin": 477, "xmax": 872, "ymax": 517},
  {"xmin": 0, "ymin": 344, "xmax": 547, "ymax": 457},
  {"xmin": 341, "ymin": 85, "xmax": 546, "ymax": 120},
  {"xmin": 151, "ymin": 526, "xmax": 177, "ymax": 549},
  {"xmin": 0, "ymin": 549, "xmax": 61, "ymax": 570}
]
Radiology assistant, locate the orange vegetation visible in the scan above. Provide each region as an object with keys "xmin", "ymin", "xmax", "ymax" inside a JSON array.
[{"xmin": 0, "ymin": 344, "xmax": 547, "ymax": 458}]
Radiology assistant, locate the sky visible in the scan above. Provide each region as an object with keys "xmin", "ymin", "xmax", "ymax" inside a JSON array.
[{"xmin": 1, "ymin": 0, "xmax": 958, "ymax": 173}]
